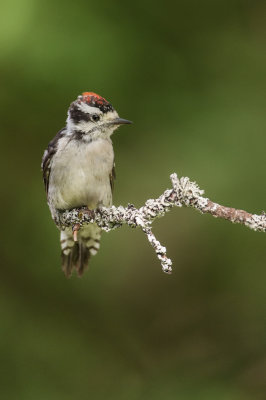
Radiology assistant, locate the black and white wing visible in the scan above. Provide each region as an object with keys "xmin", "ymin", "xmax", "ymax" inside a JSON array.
[
  {"xmin": 41, "ymin": 128, "xmax": 65, "ymax": 196},
  {"xmin": 109, "ymin": 163, "xmax": 116, "ymax": 193}
]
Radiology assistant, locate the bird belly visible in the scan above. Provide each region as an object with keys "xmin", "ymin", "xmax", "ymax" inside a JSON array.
[{"xmin": 49, "ymin": 138, "xmax": 114, "ymax": 210}]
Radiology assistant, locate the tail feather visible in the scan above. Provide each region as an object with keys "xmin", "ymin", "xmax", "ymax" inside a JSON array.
[
  {"xmin": 62, "ymin": 249, "xmax": 71, "ymax": 277},
  {"xmin": 61, "ymin": 240, "xmax": 91, "ymax": 277},
  {"xmin": 76, "ymin": 241, "xmax": 91, "ymax": 276},
  {"xmin": 60, "ymin": 224, "xmax": 101, "ymax": 277}
]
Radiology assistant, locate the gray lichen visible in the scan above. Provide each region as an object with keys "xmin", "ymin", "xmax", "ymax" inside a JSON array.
[{"xmin": 57, "ymin": 173, "xmax": 266, "ymax": 274}]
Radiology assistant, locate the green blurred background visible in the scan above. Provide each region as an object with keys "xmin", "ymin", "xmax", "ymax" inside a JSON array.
[{"xmin": 1, "ymin": 0, "xmax": 266, "ymax": 399}]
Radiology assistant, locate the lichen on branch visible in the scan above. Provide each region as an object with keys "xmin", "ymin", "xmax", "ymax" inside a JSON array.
[{"xmin": 57, "ymin": 173, "xmax": 266, "ymax": 274}]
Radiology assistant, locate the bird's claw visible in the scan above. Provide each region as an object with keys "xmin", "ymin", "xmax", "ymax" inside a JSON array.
[{"xmin": 72, "ymin": 223, "xmax": 81, "ymax": 242}]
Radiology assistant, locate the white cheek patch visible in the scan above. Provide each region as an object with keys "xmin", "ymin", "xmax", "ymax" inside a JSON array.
[
  {"xmin": 78, "ymin": 102, "xmax": 101, "ymax": 115},
  {"xmin": 76, "ymin": 120, "xmax": 95, "ymax": 132}
]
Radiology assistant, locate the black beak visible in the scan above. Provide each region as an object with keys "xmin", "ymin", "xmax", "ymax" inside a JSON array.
[{"xmin": 111, "ymin": 118, "xmax": 133, "ymax": 125}]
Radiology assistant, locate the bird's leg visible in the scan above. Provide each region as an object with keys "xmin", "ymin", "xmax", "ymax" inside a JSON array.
[
  {"xmin": 72, "ymin": 223, "xmax": 81, "ymax": 242},
  {"xmin": 72, "ymin": 207, "xmax": 95, "ymax": 241},
  {"xmin": 79, "ymin": 207, "xmax": 95, "ymax": 220}
]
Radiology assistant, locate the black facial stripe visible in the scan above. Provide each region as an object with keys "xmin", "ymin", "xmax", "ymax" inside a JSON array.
[
  {"xmin": 69, "ymin": 97, "xmax": 115, "ymax": 125},
  {"xmin": 72, "ymin": 130, "xmax": 92, "ymax": 143},
  {"xmin": 69, "ymin": 105, "xmax": 91, "ymax": 123}
]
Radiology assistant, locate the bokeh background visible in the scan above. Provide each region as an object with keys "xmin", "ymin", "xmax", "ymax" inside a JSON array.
[{"xmin": 1, "ymin": 0, "xmax": 266, "ymax": 399}]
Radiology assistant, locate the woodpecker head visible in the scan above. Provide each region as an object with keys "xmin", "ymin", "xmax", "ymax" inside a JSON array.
[{"xmin": 66, "ymin": 92, "xmax": 132, "ymax": 141}]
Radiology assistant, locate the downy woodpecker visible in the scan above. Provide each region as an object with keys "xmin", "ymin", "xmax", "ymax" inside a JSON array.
[{"xmin": 42, "ymin": 92, "xmax": 132, "ymax": 276}]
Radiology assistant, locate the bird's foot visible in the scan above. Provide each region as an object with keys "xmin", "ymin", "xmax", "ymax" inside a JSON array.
[
  {"xmin": 72, "ymin": 223, "xmax": 81, "ymax": 242},
  {"xmin": 72, "ymin": 207, "xmax": 95, "ymax": 241},
  {"xmin": 78, "ymin": 206, "xmax": 95, "ymax": 221}
]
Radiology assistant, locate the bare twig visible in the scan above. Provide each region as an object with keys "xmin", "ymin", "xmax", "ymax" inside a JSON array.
[{"xmin": 57, "ymin": 173, "xmax": 266, "ymax": 274}]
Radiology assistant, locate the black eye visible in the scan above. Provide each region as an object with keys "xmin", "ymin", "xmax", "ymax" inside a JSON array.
[{"xmin": 91, "ymin": 114, "xmax": 100, "ymax": 122}]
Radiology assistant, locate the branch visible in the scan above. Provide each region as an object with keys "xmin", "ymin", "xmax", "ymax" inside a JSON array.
[{"xmin": 58, "ymin": 173, "xmax": 266, "ymax": 274}]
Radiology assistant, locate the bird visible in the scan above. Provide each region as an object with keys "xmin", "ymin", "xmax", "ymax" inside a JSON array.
[{"xmin": 41, "ymin": 92, "xmax": 132, "ymax": 277}]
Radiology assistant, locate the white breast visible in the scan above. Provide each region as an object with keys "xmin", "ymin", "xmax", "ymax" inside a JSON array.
[{"xmin": 49, "ymin": 137, "xmax": 114, "ymax": 210}]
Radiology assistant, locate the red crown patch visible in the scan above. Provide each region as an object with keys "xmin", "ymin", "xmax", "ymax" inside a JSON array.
[{"xmin": 82, "ymin": 92, "xmax": 108, "ymax": 105}]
